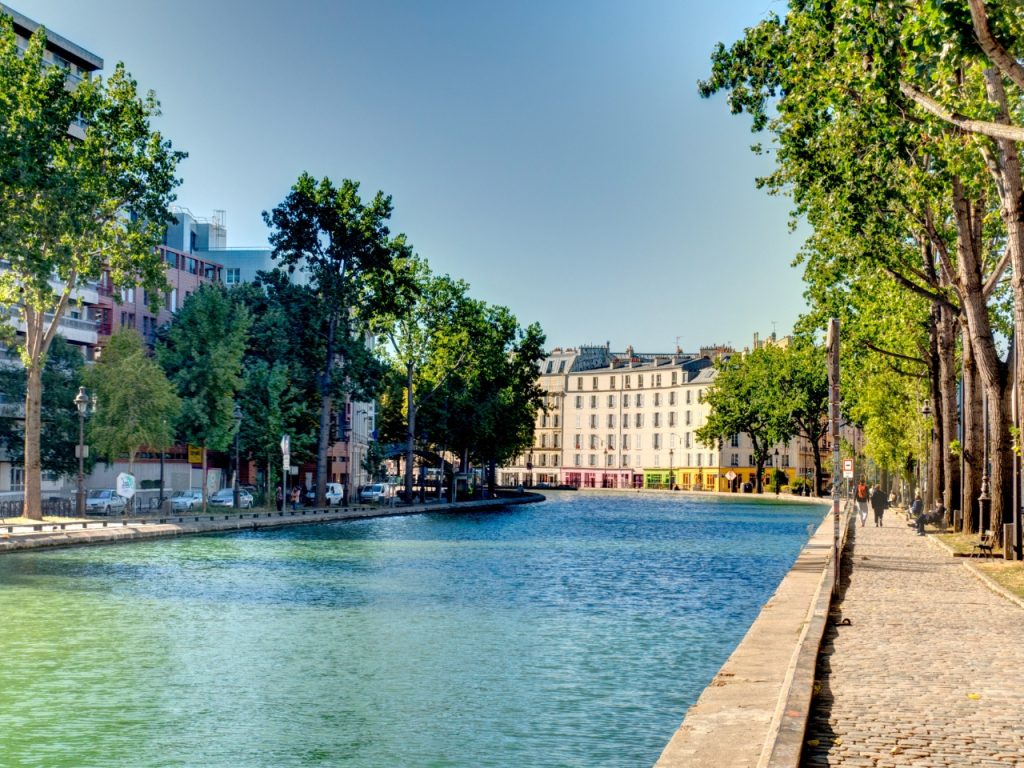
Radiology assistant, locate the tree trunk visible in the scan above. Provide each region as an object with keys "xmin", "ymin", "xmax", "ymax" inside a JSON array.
[
  {"xmin": 22, "ymin": 361, "xmax": 43, "ymax": 520},
  {"xmin": 961, "ymin": 330, "xmax": 983, "ymax": 533},
  {"xmin": 316, "ymin": 314, "xmax": 338, "ymax": 510},
  {"xmin": 405, "ymin": 362, "xmax": 416, "ymax": 503},
  {"xmin": 937, "ymin": 303, "xmax": 959, "ymax": 518},
  {"xmin": 201, "ymin": 445, "xmax": 208, "ymax": 514}
]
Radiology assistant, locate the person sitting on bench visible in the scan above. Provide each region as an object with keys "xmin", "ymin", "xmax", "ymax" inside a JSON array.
[{"xmin": 917, "ymin": 498, "xmax": 944, "ymax": 536}]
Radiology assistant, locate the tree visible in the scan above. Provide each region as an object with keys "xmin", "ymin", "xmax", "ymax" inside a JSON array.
[
  {"xmin": 0, "ymin": 16, "xmax": 184, "ymax": 519},
  {"xmin": 85, "ymin": 329, "xmax": 179, "ymax": 508},
  {"xmin": 263, "ymin": 175, "xmax": 404, "ymax": 505},
  {"xmin": 157, "ymin": 285, "xmax": 249, "ymax": 510},
  {"xmin": 697, "ymin": 348, "xmax": 792, "ymax": 494},
  {"xmin": 777, "ymin": 342, "xmax": 830, "ymax": 496},
  {"xmin": 370, "ymin": 255, "xmax": 475, "ymax": 501},
  {"xmin": 0, "ymin": 335, "xmax": 86, "ymax": 479}
]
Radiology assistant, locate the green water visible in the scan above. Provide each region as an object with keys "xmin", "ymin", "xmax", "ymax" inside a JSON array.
[{"xmin": 0, "ymin": 492, "xmax": 823, "ymax": 767}]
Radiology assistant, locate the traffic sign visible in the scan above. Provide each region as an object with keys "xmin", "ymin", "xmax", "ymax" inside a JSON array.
[
  {"xmin": 842, "ymin": 458, "xmax": 854, "ymax": 479},
  {"xmin": 115, "ymin": 472, "xmax": 136, "ymax": 498},
  {"xmin": 725, "ymin": 470, "xmax": 737, "ymax": 481},
  {"xmin": 280, "ymin": 434, "xmax": 290, "ymax": 454}
]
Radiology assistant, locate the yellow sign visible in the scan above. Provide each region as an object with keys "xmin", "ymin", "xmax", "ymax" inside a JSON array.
[{"xmin": 188, "ymin": 445, "xmax": 203, "ymax": 465}]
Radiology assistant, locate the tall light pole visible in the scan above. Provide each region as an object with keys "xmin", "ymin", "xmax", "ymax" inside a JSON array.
[
  {"xmin": 669, "ymin": 433, "xmax": 679, "ymax": 490},
  {"xmin": 74, "ymin": 387, "xmax": 89, "ymax": 517},
  {"xmin": 233, "ymin": 403, "xmax": 242, "ymax": 509}
]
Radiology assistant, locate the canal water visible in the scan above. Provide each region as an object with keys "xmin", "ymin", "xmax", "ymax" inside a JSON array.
[{"xmin": 0, "ymin": 491, "xmax": 823, "ymax": 767}]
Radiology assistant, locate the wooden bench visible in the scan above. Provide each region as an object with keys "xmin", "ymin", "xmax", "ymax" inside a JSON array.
[{"xmin": 972, "ymin": 530, "xmax": 996, "ymax": 558}]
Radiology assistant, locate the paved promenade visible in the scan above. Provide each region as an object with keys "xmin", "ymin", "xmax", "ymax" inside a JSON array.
[{"xmin": 802, "ymin": 515, "xmax": 1024, "ymax": 766}]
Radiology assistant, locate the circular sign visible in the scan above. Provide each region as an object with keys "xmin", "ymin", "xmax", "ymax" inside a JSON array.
[{"xmin": 115, "ymin": 472, "xmax": 136, "ymax": 498}]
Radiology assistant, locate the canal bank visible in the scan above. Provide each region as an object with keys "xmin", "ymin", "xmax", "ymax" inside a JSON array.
[
  {"xmin": 656, "ymin": 501, "xmax": 842, "ymax": 768},
  {"xmin": 0, "ymin": 494, "xmax": 543, "ymax": 553}
]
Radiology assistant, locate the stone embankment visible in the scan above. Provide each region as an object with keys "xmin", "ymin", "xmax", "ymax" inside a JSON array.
[{"xmin": 0, "ymin": 494, "xmax": 542, "ymax": 553}]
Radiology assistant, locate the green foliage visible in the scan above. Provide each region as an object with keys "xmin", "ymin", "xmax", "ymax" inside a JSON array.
[
  {"xmin": 157, "ymin": 285, "xmax": 250, "ymax": 453},
  {"xmin": 0, "ymin": 336, "xmax": 85, "ymax": 477},
  {"xmin": 86, "ymin": 329, "xmax": 179, "ymax": 468},
  {"xmin": 697, "ymin": 347, "xmax": 793, "ymax": 493}
]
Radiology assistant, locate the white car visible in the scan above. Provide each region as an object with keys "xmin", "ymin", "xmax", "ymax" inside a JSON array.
[
  {"xmin": 84, "ymin": 489, "xmax": 128, "ymax": 515},
  {"xmin": 209, "ymin": 488, "xmax": 253, "ymax": 509},
  {"xmin": 359, "ymin": 483, "xmax": 390, "ymax": 503},
  {"xmin": 170, "ymin": 488, "xmax": 204, "ymax": 512}
]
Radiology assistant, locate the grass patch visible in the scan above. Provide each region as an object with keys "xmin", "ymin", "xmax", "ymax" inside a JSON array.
[
  {"xmin": 936, "ymin": 531, "xmax": 1003, "ymax": 556},
  {"xmin": 974, "ymin": 561, "xmax": 1024, "ymax": 599}
]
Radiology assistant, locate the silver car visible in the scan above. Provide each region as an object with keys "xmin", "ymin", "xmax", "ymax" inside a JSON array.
[
  {"xmin": 170, "ymin": 488, "xmax": 204, "ymax": 511},
  {"xmin": 209, "ymin": 488, "xmax": 253, "ymax": 509},
  {"xmin": 84, "ymin": 489, "xmax": 128, "ymax": 515}
]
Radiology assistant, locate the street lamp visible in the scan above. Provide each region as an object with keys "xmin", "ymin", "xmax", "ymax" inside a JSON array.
[
  {"xmin": 669, "ymin": 433, "xmax": 680, "ymax": 490},
  {"xmin": 74, "ymin": 387, "xmax": 90, "ymax": 517},
  {"xmin": 233, "ymin": 403, "xmax": 242, "ymax": 509}
]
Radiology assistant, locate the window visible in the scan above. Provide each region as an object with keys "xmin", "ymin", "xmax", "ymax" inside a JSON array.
[
  {"xmin": 669, "ymin": 412, "xmax": 677, "ymax": 427},
  {"xmin": 623, "ymin": 455, "xmax": 630, "ymax": 466},
  {"xmin": 575, "ymin": 415, "xmax": 581, "ymax": 428},
  {"xmin": 575, "ymin": 396, "xmax": 583, "ymax": 408},
  {"xmin": 610, "ymin": 376, "xmax": 616, "ymax": 388},
  {"xmin": 120, "ymin": 287, "xmax": 135, "ymax": 304},
  {"xmin": 574, "ymin": 434, "xmax": 582, "ymax": 449},
  {"xmin": 9, "ymin": 466, "xmax": 24, "ymax": 492},
  {"xmin": 708, "ymin": 453, "xmax": 715, "ymax": 466},
  {"xmin": 749, "ymin": 455, "xmax": 755, "ymax": 465},
  {"xmin": 186, "ymin": 257, "xmax": 198, "ymax": 275},
  {"xmin": 166, "ymin": 289, "xmax": 177, "ymax": 311},
  {"xmin": 671, "ymin": 372, "xmax": 677, "ymax": 385},
  {"xmin": 558, "ymin": 360, "xmax": 566, "ymax": 373},
  {"xmin": 731, "ymin": 434, "xmax": 740, "ymax": 447},
  {"xmin": 607, "ymin": 414, "xmax": 615, "ymax": 428},
  {"xmin": 589, "ymin": 415, "xmax": 598, "ymax": 428},
  {"xmin": 731, "ymin": 453, "xmax": 739, "ymax": 466},
  {"xmin": 697, "ymin": 453, "xmax": 703, "ymax": 467},
  {"xmin": 590, "ymin": 435, "xmax": 599, "ymax": 449},
  {"xmin": 635, "ymin": 413, "xmax": 644, "ymax": 428},
  {"xmin": 636, "ymin": 435, "xmax": 643, "ymax": 450},
  {"xmin": 686, "ymin": 390, "xmax": 692, "ymax": 404},
  {"xmin": 554, "ymin": 415, "xmax": 560, "ymax": 428},
  {"xmin": 541, "ymin": 434, "xmax": 548, "ymax": 448},
  {"xmin": 636, "ymin": 393, "xmax": 644, "ymax": 407},
  {"xmin": 607, "ymin": 435, "xmax": 615, "ymax": 450},
  {"xmin": 685, "ymin": 411, "xmax": 692, "ymax": 425},
  {"xmin": 655, "ymin": 374, "xmax": 661, "ymax": 386},
  {"xmin": 638, "ymin": 374, "xmax": 644, "ymax": 388},
  {"xmin": 552, "ymin": 455, "xmax": 559, "ymax": 467},
  {"xmin": 653, "ymin": 434, "xmax": 662, "ymax": 449},
  {"xmin": 606, "ymin": 454, "xmax": 615, "ymax": 467},
  {"xmin": 685, "ymin": 433, "xmax": 692, "ymax": 448},
  {"xmin": 554, "ymin": 434, "xmax": 560, "ymax": 448},
  {"xmin": 577, "ymin": 377, "xmax": 583, "ymax": 390},
  {"xmin": 654, "ymin": 393, "xmax": 661, "ymax": 407},
  {"xmin": 225, "ymin": 267, "xmax": 241, "ymax": 285},
  {"xmin": 539, "ymin": 454, "xmax": 547, "ymax": 467},
  {"xmin": 593, "ymin": 377, "xmax": 599, "ymax": 390},
  {"xmin": 625, "ymin": 375, "xmax": 631, "ymax": 389},
  {"xmin": 546, "ymin": 361, "xmax": 553, "ymax": 374},
  {"xmin": 607, "ymin": 395, "xmax": 615, "ymax": 408},
  {"xmin": 623, "ymin": 435, "xmax": 630, "ymax": 451},
  {"xmin": 574, "ymin": 454, "xmax": 582, "ymax": 467},
  {"xmin": 669, "ymin": 391, "xmax": 676, "ymax": 406},
  {"xmin": 589, "ymin": 454, "xmax": 597, "ymax": 466},
  {"xmin": 782, "ymin": 455, "xmax": 790, "ymax": 468},
  {"xmin": 590, "ymin": 395, "xmax": 598, "ymax": 409},
  {"xmin": 623, "ymin": 393, "xmax": 630, "ymax": 408},
  {"xmin": 653, "ymin": 413, "xmax": 661, "ymax": 427}
]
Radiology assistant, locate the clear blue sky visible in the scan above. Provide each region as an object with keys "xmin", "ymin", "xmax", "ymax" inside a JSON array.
[{"xmin": 14, "ymin": 0, "xmax": 803, "ymax": 352}]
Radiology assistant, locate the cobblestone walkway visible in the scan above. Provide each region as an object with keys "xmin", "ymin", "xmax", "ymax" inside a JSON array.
[{"xmin": 801, "ymin": 515, "xmax": 1024, "ymax": 766}]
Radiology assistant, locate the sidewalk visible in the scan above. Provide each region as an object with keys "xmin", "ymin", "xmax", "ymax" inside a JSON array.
[{"xmin": 802, "ymin": 514, "xmax": 1024, "ymax": 766}]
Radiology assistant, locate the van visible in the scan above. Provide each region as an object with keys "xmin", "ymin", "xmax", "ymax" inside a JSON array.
[
  {"xmin": 325, "ymin": 483, "xmax": 344, "ymax": 506},
  {"xmin": 359, "ymin": 483, "xmax": 389, "ymax": 503}
]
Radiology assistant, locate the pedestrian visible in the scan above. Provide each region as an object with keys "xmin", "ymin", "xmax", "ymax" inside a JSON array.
[
  {"xmin": 855, "ymin": 480, "xmax": 869, "ymax": 527},
  {"xmin": 909, "ymin": 493, "xmax": 923, "ymax": 522},
  {"xmin": 870, "ymin": 483, "xmax": 887, "ymax": 526},
  {"xmin": 275, "ymin": 485, "xmax": 283, "ymax": 512},
  {"xmin": 917, "ymin": 498, "xmax": 944, "ymax": 536},
  {"xmin": 290, "ymin": 485, "xmax": 300, "ymax": 511}
]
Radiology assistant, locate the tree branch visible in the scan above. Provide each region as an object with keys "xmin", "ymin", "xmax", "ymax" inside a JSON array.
[
  {"xmin": 968, "ymin": 0, "xmax": 1024, "ymax": 92},
  {"xmin": 899, "ymin": 81, "xmax": 1024, "ymax": 142},
  {"xmin": 881, "ymin": 265, "xmax": 958, "ymax": 312},
  {"xmin": 861, "ymin": 340, "xmax": 928, "ymax": 367}
]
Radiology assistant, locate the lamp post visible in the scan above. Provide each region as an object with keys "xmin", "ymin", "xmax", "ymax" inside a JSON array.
[
  {"xmin": 921, "ymin": 403, "xmax": 932, "ymax": 509},
  {"xmin": 669, "ymin": 433, "xmax": 679, "ymax": 490},
  {"xmin": 74, "ymin": 387, "xmax": 89, "ymax": 517},
  {"xmin": 233, "ymin": 403, "xmax": 242, "ymax": 509},
  {"xmin": 774, "ymin": 448, "xmax": 780, "ymax": 494}
]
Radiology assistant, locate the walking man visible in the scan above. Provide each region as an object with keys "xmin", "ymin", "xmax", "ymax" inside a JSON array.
[{"xmin": 870, "ymin": 483, "xmax": 887, "ymax": 527}]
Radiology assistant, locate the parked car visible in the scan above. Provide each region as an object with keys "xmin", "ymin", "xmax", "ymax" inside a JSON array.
[
  {"xmin": 170, "ymin": 488, "xmax": 204, "ymax": 512},
  {"xmin": 209, "ymin": 487, "xmax": 253, "ymax": 509},
  {"xmin": 84, "ymin": 489, "xmax": 128, "ymax": 515},
  {"xmin": 359, "ymin": 483, "xmax": 390, "ymax": 503},
  {"xmin": 303, "ymin": 482, "xmax": 345, "ymax": 506}
]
